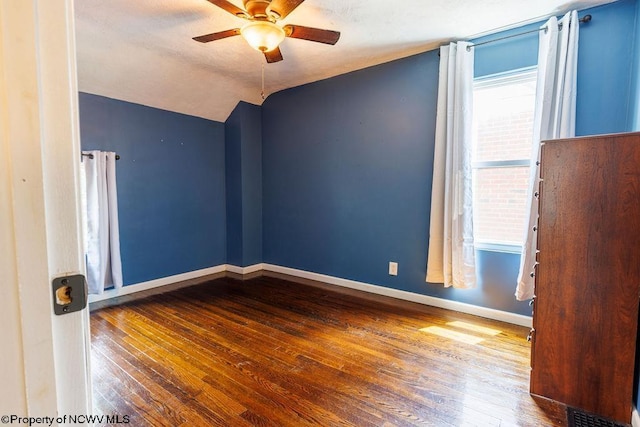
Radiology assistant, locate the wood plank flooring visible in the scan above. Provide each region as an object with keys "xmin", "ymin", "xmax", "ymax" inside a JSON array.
[{"xmin": 91, "ymin": 276, "xmax": 566, "ymax": 426}]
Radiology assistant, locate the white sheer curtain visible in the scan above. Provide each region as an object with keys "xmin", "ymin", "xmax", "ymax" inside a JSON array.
[
  {"xmin": 83, "ymin": 150, "xmax": 123, "ymax": 295},
  {"xmin": 426, "ymin": 41, "xmax": 476, "ymax": 289},
  {"xmin": 516, "ymin": 11, "xmax": 579, "ymax": 301}
]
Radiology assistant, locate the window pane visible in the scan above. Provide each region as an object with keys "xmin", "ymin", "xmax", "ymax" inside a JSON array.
[
  {"xmin": 472, "ymin": 69, "xmax": 536, "ymax": 247},
  {"xmin": 473, "ymin": 167, "xmax": 530, "ymax": 245},
  {"xmin": 473, "ymin": 72, "xmax": 536, "ymax": 162}
]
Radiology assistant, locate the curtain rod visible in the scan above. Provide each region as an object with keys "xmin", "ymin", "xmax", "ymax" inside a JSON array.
[
  {"xmin": 467, "ymin": 14, "xmax": 591, "ymax": 51},
  {"xmin": 82, "ymin": 153, "xmax": 121, "ymax": 160}
]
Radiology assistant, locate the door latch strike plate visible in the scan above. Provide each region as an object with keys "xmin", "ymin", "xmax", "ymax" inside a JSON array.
[{"xmin": 52, "ymin": 274, "xmax": 88, "ymax": 315}]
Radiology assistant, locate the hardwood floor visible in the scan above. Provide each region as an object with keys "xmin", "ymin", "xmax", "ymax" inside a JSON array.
[{"xmin": 90, "ymin": 276, "xmax": 566, "ymax": 426}]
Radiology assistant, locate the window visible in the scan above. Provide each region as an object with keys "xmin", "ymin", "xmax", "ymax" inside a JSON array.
[{"xmin": 472, "ymin": 68, "xmax": 537, "ymax": 251}]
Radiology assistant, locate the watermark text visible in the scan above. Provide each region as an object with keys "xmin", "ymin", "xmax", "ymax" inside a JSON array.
[{"xmin": 1, "ymin": 414, "xmax": 130, "ymax": 425}]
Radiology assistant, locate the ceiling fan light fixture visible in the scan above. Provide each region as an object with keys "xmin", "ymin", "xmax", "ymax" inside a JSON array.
[{"xmin": 240, "ymin": 21, "xmax": 285, "ymax": 52}]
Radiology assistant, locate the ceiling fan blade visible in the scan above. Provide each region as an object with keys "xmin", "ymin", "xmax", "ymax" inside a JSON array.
[
  {"xmin": 193, "ymin": 28, "xmax": 241, "ymax": 43},
  {"xmin": 264, "ymin": 47, "xmax": 284, "ymax": 63},
  {"xmin": 283, "ymin": 25, "xmax": 340, "ymax": 45},
  {"xmin": 204, "ymin": 0, "xmax": 248, "ymax": 18},
  {"xmin": 268, "ymin": 0, "xmax": 305, "ymax": 19}
]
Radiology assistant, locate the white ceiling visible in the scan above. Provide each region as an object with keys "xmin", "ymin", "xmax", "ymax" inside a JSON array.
[{"xmin": 74, "ymin": 0, "xmax": 616, "ymax": 122}]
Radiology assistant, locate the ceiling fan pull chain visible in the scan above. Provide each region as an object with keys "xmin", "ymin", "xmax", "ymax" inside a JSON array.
[{"xmin": 261, "ymin": 62, "xmax": 265, "ymax": 100}]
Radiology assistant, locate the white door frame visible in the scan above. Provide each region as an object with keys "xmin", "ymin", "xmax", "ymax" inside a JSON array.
[{"xmin": 0, "ymin": 0, "xmax": 91, "ymax": 419}]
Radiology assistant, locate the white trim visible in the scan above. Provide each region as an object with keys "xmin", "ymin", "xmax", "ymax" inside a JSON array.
[
  {"xmin": 472, "ymin": 159, "xmax": 530, "ymax": 168},
  {"xmin": 3, "ymin": 2, "xmax": 59, "ymax": 415},
  {"xmin": 474, "ymin": 66, "xmax": 538, "ymax": 86},
  {"xmin": 90, "ymin": 263, "xmax": 531, "ymax": 327},
  {"xmin": 632, "ymin": 407, "xmax": 640, "ymax": 427},
  {"xmin": 39, "ymin": 0, "xmax": 93, "ymax": 416},
  {"xmin": 225, "ymin": 263, "xmax": 265, "ymax": 275},
  {"xmin": 88, "ymin": 265, "xmax": 226, "ymax": 303},
  {"xmin": 475, "ymin": 242, "xmax": 523, "ymax": 254},
  {"xmin": 261, "ymin": 264, "xmax": 532, "ymax": 327}
]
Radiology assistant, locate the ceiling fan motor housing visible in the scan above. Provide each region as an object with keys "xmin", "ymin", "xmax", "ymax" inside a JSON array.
[{"xmin": 243, "ymin": 0, "xmax": 277, "ymax": 20}]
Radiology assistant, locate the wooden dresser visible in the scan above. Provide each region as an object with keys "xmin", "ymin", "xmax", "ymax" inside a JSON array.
[{"xmin": 529, "ymin": 132, "xmax": 640, "ymax": 423}]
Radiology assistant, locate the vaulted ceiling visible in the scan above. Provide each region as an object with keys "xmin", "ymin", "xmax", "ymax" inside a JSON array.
[{"xmin": 74, "ymin": 0, "xmax": 617, "ymax": 122}]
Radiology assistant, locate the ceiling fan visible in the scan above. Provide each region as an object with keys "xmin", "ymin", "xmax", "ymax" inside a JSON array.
[{"xmin": 193, "ymin": 0, "xmax": 340, "ymax": 63}]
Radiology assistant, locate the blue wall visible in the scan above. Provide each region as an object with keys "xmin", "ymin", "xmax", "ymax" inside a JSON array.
[
  {"xmin": 473, "ymin": 22, "xmax": 539, "ymax": 77},
  {"xmin": 78, "ymin": 93, "xmax": 227, "ymax": 285},
  {"xmin": 262, "ymin": 52, "xmax": 440, "ymax": 297},
  {"xmin": 575, "ymin": 0, "xmax": 638, "ymax": 134},
  {"xmin": 261, "ymin": 0, "xmax": 638, "ymax": 316},
  {"xmin": 225, "ymin": 101, "xmax": 263, "ymax": 267}
]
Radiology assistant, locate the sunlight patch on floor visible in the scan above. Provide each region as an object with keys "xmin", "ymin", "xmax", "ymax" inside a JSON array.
[
  {"xmin": 419, "ymin": 326, "xmax": 485, "ymax": 345},
  {"xmin": 419, "ymin": 321, "xmax": 502, "ymax": 345},
  {"xmin": 446, "ymin": 321, "xmax": 502, "ymax": 336}
]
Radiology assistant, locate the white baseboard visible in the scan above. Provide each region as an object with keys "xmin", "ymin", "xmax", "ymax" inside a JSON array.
[
  {"xmin": 226, "ymin": 263, "xmax": 265, "ymax": 275},
  {"xmin": 261, "ymin": 264, "xmax": 532, "ymax": 327},
  {"xmin": 632, "ymin": 407, "xmax": 639, "ymax": 427},
  {"xmin": 88, "ymin": 265, "xmax": 227, "ymax": 303},
  {"xmin": 89, "ymin": 262, "xmax": 532, "ymax": 327}
]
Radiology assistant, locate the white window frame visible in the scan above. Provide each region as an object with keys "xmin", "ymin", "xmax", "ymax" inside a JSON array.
[{"xmin": 472, "ymin": 66, "xmax": 537, "ymax": 254}]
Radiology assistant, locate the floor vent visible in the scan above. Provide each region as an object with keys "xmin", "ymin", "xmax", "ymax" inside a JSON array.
[{"xmin": 567, "ymin": 407, "xmax": 630, "ymax": 427}]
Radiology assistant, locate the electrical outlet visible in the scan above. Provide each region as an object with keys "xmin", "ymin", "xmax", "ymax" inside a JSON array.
[{"xmin": 389, "ymin": 262, "xmax": 398, "ymax": 276}]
